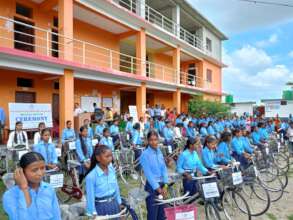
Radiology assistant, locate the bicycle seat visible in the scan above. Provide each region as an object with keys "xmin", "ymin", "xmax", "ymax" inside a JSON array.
[
  {"xmin": 67, "ymin": 160, "xmax": 81, "ymax": 168},
  {"xmin": 11, "ymin": 145, "xmax": 26, "ymax": 151}
]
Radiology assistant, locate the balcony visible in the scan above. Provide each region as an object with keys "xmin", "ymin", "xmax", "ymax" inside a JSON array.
[
  {"xmin": 0, "ymin": 16, "xmax": 215, "ymax": 92},
  {"xmin": 113, "ymin": 0, "xmax": 205, "ymax": 53}
]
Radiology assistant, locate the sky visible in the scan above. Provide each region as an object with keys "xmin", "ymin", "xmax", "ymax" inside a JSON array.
[{"xmin": 188, "ymin": 0, "xmax": 293, "ymax": 102}]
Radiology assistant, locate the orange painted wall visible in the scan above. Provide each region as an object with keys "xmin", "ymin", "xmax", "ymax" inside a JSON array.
[
  {"xmin": 202, "ymin": 59, "xmax": 222, "ymax": 92},
  {"xmin": 181, "ymin": 93, "xmax": 191, "ymax": 113},
  {"xmin": 203, "ymin": 94, "xmax": 221, "ymax": 102},
  {"xmin": 151, "ymin": 53, "xmax": 175, "ymax": 83},
  {"xmin": 0, "ymin": 69, "xmax": 58, "ymax": 127},
  {"xmin": 148, "ymin": 91, "xmax": 173, "ymax": 109}
]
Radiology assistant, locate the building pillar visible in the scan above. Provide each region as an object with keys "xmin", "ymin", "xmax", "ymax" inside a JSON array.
[
  {"xmin": 173, "ymin": 88, "xmax": 181, "ymax": 114},
  {"xmin": 136, "ymin": 0, "xmax": 145, "ymax": 18},
  {"xmin": 173, "ymin": 46, "xmax": 181, "ymax": 84},
  {"xmin": 172, "ymin": 5, "xmax": 180, "ymax": 37},
  {"xmin": 136, "ymin": 83, "xmax": 146, "ymax": 118},
  {"xmin": 58, "ymin": 0, "xmax": 73, "ymax": 61},
  {"xmin": 136, "ymin": 28, "xmax": 146, "ymax": 76},
  {"xmin": 59, "ymin": 69, "xmax": 74, "ymax": 135}
]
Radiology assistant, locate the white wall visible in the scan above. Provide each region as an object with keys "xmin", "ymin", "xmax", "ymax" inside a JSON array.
[
  {"xmin": 264, "ymin": 100, "xmax": 293, "ymax": 118},
  {"xmin": 231, "ymin": 103, "xmax": 254, "ymax": 116},
  {"xmin": 203, "ymin": 27, "xmax": 222, "ymax": 61}
]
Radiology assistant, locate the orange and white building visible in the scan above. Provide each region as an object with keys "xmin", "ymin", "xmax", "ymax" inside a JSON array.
[{"xmin": 0, "ymin": 0, "xmax": 228, "ymax": 133}]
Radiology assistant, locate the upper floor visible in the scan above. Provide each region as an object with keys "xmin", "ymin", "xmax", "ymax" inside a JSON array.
[{"xmin": 0, "ymin": 0, "xmax": 226, "ymax": 95}]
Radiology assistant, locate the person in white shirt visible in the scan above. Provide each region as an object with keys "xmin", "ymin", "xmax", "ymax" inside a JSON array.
[
  {"xmin": 33, "ymin": 122, "xmax": 52, "ymax": 145},
  {"xmin": 139, "ymin": 117, "xmax": 145, "ymax": 138},
  {"xmin": 7, "ymin": 121, "xmax": 29, "ymax": 150},
  {"xmin": 287, "ymin": 122, "xmax": 293, "ymax": 155},
  {"xmin": 174, "ymin": 123, "xmax": 183, "ymax": 139},
  {"xmin": 74, "ymin": 103, "xmax": 84, "ymax": 117}
]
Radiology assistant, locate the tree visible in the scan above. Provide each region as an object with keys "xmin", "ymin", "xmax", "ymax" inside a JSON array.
[{"xmin": 188, "ymin": 96, "xmax": 231, "ymax": 117}]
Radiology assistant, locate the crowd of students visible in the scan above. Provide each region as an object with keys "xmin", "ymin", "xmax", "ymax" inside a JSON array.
[{"xmin": 2, "ymin": 105, "xmax": 293, "ymax": 220}]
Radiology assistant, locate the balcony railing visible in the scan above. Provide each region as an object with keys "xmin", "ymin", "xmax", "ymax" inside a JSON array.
[
  {"xmin": 180, "ymin": 71, "xmax": 213, "ymax": 91},
  {"xmin": 113, "ymin": 0, "xmax": 204, "ymax": 52},
  {"xmin": 0, "ymin": 16, "xmax": 215, "ymax": 91}
]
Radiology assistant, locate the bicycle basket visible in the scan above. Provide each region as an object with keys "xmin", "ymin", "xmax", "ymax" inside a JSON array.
[{"xmin": 164, "ymin": 204, "xmax": 198, "ymax": 220}]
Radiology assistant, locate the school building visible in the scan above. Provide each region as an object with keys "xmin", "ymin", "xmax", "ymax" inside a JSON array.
[{"xmin": 0, "ymin": 0, "xmax": 227, "ymax": 133}]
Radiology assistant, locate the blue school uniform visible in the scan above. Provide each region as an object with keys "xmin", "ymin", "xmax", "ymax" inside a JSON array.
[
  {"xmin": 86, "ymin": 126, "xmax": 94, "ymax": 139},
  {"xmin": 95, "ymin": 124, "xmax": 105, "ymax": 138},
  {"xmin": 85, "ymin": 164, "xmax": 121, "ymax": 217},
  {"xmin": 186, "ymin": 126, "xmax": 196, "ymax": 139},
  {"xmin": 132, "ymin": 130, "xmax": 142, "ymax": 146},
  {"xmin": 100, "ymin": 136, "xmax": 114, "ymax": 152},
  {"xmin": 231, "ymin": 137, "xmax": 250, "ymax": 168},
  {"xmin": 259, "ymin": 128, "xmax": 269, "ymax": 141},
  {"xmin": 33, "ymin": 141, "xmax": 58, "ymax": 165},
  {"xmin": 158, "ymin": 121, "xmax": 165, "ymax": 134},
  {"xmin": 175, "ymin": 118, "xmax": 183, "ymax": 125},
  {"xmin": 140, "ymin": 146, "xmax": 168, "ymax": 220},
  {"xmin": 241, "ymin": 136, "xmax": 254, "ymax": 154},
  {"xmin": 125, "ymin": 121, "xmax": 133, "ymax": 134},
  {"xmin": 3, "ymin": 181, "xmax": 61, "ymax": 220},
  {"xmin": 251, "ymin": 131, "xmax": 261, "ymax": 145},
  {"xmin": 177, "ymin": 149, "xmax": 208, "ymax": 195},
  {"xmin": 163, "ymin": 127, "xmax": 174, "ymax": 145},
  {"xmin": 75, "ymin": 137, "xmax": 93, "ymax": 165},
  {"xmin": 217, "ymin": 142, "xmax": 233, "ymax": 164},
  {"xmin": 110, "ymin": 125, "xmax": 119, "ymax": 136},
  {"xmin": 200, "ymin": 127, "xmax": 208, "ymax": 137},
  {"xmin": 202, "ymin": 147, "xmax": 219, "ymax": 169},
  {"xmin": 61, "ymin": 128, "xmax": 76, "ymax": 144},
  {"xmin": 207, "ymin": 125, "xmax": 216, "ymax": 136}
]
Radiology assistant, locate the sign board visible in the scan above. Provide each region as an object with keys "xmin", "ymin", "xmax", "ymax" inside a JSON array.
[
  {"xmin": 49, "ymin": 173, "xmax": 64, "ymax": 188},
  {"xmin": 102, "ymin": 97, "xmax": 113, "ymax": 108},
  {"xmin": 81, "ymin": 96, "xmax": 101, "ymax": 113},
  {"xmin": 129, "ymin": 105, "xmax": 138, "ymax": 122},
  {"xmin": 9, "ymin": 103, "xmax": 53, "ymax": 130},
  {"xmin": 202, "ymin": 182, "xmax": 219, "ymax": 199}
]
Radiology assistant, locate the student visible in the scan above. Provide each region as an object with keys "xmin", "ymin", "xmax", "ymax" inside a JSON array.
[
  {"xmin": 3, "ymin": 152, "xmax": 61, "ymax": 220},
  {"xmin": 140, "ymin": 131, "xmax": 169, "ymax": 220},
  {"xmin": 84, "ymin": 119, "xmax": 94, "ymax": 140},
  {"xmin": 241, "ymin": 129, "xmax": 255, "ymax": 154},
  {"xmin": 132, "ymin": 123, "xmax": 143, "ymax": 147},
  {"xmin": 174, "ymin": 123, "xmax": 183, "ymax": 139},
  {"xmin": 85, "ymin": 145, "xmax": 121, "ymax": 217},
  {"xmin": 202, "ymin": 136, "xmax": 226, "ymax": 170},
  {"xmin": 258, "ymin": 122, "xmax": 269, "ymax": 142},
  {"xmin": 231, "ymin": 129, "xmax": 252, "ymax": 168},
  {"xmin": 76, "ymin": 126, "xmax": 93, "ymax": 183},
  {"xmin": 33, "ymin": 122, "xmax": 52, "ymax": 145},
  {"xmin": 7, "ymin": 121, "xmax": 29, "ymax": 150},
  {"xmin": 199, "ymin": 123, "xmax": 208, "ymax": 138},
  {"xmin": 104, "ymin": 107, "xmax": 113, "ymax": 126},
  {"xmin": 138, "ymin": 117, "xmax": 145, "ymax": 136},
  {"xmin": 95, "ymin": 119, "xmax": 105, "ymax": 140},
  {"xmin": 207, "ymin": 121, "xmax": 216, "ymax": 136},
  {"xmin": 162, "ymin": 120, "xmax": 174, "ymax": 148},
  {"xmin": 99, "ymin": 128, "xmax": 114, "ymax": 152},
  {"xmin": 61, "ymin": 120, "xmax": 76, "ymax": 144},
  {"xmin": 109, "ymin": 119, "xmax": 120, "ymax": 144},
  {"xmin": 33, "ymin": 128, "xmax": 58, "ymax": 170},
  {"xmin": 125, "ymin": 117, "xmax": 134, "ymax": 135},
  {"xmin": 186, "ymin": 121, "xmax": 196, "ymax": 139},
  {"xmin": 217, "ymin": 132, "xmax": 233, "ymax": 165},
  {"xmin": 177, "ymin": 138, "xmax": 208, "ymax": 196}
]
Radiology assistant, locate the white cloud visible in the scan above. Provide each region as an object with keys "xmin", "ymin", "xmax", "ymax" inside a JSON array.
[
  {"xmin": 188, "ymin": 0, "xmax": 293, "ymax": 34},
  {"xmin": 289, "ymin": 51, "xmax": 293, "ymax": 58},
  {"xmin": 256, "ymin": 34, "xmax": 278, "ymax": 48},
  {"xmin": 223, "ymin": 45, "xmax": 293, "ymax": 102}
]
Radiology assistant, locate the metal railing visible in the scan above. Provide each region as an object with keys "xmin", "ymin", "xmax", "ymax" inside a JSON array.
[
  {"xmin": 180, "ymin": 70, "xmax": 215, "ymax": 91},
  {"xmin": 113, "ymin": 0, "xmax": 204, "ymax": 52}
]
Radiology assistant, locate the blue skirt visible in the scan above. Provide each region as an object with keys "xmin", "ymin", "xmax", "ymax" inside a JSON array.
[{"xmin": 95, "ymin": 199, "xmax": 120, "ymax": 219}]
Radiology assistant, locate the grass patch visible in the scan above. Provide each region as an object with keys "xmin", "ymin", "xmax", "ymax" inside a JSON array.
[
  {"xmin": 266, "ymin": 213, "xmax": 277, "ymax": 220},
  {"xmin": 288, "ymin": 214, "xmax": 293, "ymax": 220}
]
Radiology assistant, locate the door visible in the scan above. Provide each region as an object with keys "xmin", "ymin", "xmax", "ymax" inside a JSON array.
[
  {"xmin": 15, "ymin": 92, "xmax": 36, "ymax": 103},
  {"xmin": 52, "ymin": 94, "xmax": 59, "ymax": 121}
]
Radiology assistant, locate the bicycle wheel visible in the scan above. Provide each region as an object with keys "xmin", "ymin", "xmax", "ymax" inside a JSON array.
[
  {"xmin": 221, "ymin": 189, "xmax": 251, "ymax": 220},
  {"xmin": 273, "ymin": 152, "xmax": 290, "ymax": 174},
  {"xmin": 119, "ymin": 166, "xmax": 140, "ymax": 186},
  {"xmin": 259, "ymin": 176, "xmax": 284, "ymax": 202},
  {"xmin": 278, "ymin": 173, "xmax": 289, "ymax": 190},
  {"xmin": 205, "ymin": 202, "xmax": 222, "ymax": 220},
  {"xmin": 240, "ymin": 180, "xmax": 270, "ymax": 216}
]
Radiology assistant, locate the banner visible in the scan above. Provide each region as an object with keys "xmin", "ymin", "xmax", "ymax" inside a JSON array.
[
  {"xmin": 128, "ymin": 105, "xmax": 138, "ymax": 123},
  {"xmin": 9, "ymin": 103, "xmax": 53, "ymax": 130}
]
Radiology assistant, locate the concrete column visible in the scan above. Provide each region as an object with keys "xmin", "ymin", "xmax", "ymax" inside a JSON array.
[
  {"xmin": 136, "ymin": 28, "xmax": 146, "ymax": 76},
  {"xmin": 59, "ymin": 69, "xmax": 74, "ymax": 135},
  {"xmin": 172, "ymin": 46, "xmax": 181, "ymax": 84},
  {"xmin": 58, "ymin": 0, "xmax": 73, "ymax": 61},
  {"xmin": 136, "ymin": 83, "xmax": 146, "ymax": 118},
  {"xmin": 172, "ymin": 5, "xmax": 180, "ymax": 37},
  {"xmin": 173, "ymin": 88, "xmax": 181, "ymax": 114},
  {"xmin": 136, "ymin": 0, "xmax": 145, "ymax": 18}
]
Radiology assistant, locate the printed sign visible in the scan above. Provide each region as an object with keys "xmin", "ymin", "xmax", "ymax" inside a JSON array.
[
  {"xmin": 232, "ymin": 172, "xmax": 243, "ymax": 185},
  {"xmin": 69, "ymin": 141, "xmax": 76, "ymax": 150},
  {"xmin": 202, "ymin": 182, "xmax": 220, "ymax": 199},
  {"xmin": 129, "ymin": 105, "xmax": 138, "ymax": 122},
  {"xmin": 9, "ymin": 103, "xmax": 53, "ymax": 130},
  {"xmin": 175, "ymin": 211, "xmax": 195, "ymax": 220},
  {"xmin": 49, "ymin": 173, "xmax": 64, "ymax": 188},
  {"xmin": 55, "ymin": 148, "xmax": 62, "ymax": 157}
]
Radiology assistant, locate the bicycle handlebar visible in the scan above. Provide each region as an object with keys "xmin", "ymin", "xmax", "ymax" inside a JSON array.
[
  {"xmin": 155, "ymin": 192, "xmax": 190, "ymax": 205},
  {"xmin": 94, "ymin": 208, "xmax": 127, "ymax": 220},
  {"xmin": 192, "ymin": 174, "xmax": 217, "ymax": 181}
]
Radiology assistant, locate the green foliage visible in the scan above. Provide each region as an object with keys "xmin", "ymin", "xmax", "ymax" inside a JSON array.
[{"xmin": 188, "ymin": 96, "xmax": 231, "ymax": 117}]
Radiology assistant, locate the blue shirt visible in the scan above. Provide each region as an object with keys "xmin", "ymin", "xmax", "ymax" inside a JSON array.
[
  {"xmin": 132, "ymin": 130, "xmax": 142, "ymax": 145},
  {"xmin": 202, "ymin": 147, "xmax": 219, "ymax": 169},
  {"xmin": 259, "ymin": 128, "xmax": 269, "ymax": 141},
  {"xmin": 95, "ymin": 124, "xmax": 105, "ymax": 136},
  {"xmin": 177, "ymin": 150, "xmax": 208, "ymax": 175},
  {"xmin": 217, "ymin": 142, "xmax": 232, "ymax": 163},
  {"xmin": 207, "ymin": 126, "xmax": 216, "ymax": 136},
  {"xmin": 3, "ymin": 182, "xmax": 61, "ymax": 220},
  {"xmin": 125, "ymin": 121, "xmax": 133, "ymax": 133},
  {"xmin": 158, "ymin": 121, "xmax": 165, "ymax": 133},
  {"xmin": 186, "ymin": 126, "xmax": 196, "ymax": 138},
  {"xmin": 75, "ymin": 137, "xmax": 93, "ymax": 162},
  {"xmin": 85, "ymin": 164, "xmax": 121, "ymax": 216},
  {"xmin": 175, "ymin": 118, "xmax": 183, "ymax": 125},
  {"xmin": 154, "ymin": 108, "xmax": 161, "ymax": 116},
  {"xmin": 100, "ymin": 136, "xmax": 114, "ymax": 152},
  {"xmin": 61, "ymin": 128, "xmax": 76, "ymax": 144},
  {"xmin": 33, "ymin": 141, "xmax": 58, "ymax": 165},
  {"xmin": 163, "ymin": 127, "xmax": 174, "ymax": 142},
  {"xmin": 110, "ymin": 125, "xmax": 119, "ymax": 136},
  {"xmin": 200, "ymin": 127, "xmax": 208, "ymax": 137},
  {"xmin": 241, "ymin": 136, "xmax": 254, "ymax": 154},
  {"xmin": 140, "ymin": 146, "xmax": 168, "ymax": 190},
  {"xmin": 231, "ymin": 137, "xmax": 245, "ymax": 156},
  {"xmin": 0, "ymin": 107, "xmax": 5, "ymax": 124},
  {"xmin": 251, "ymin": 131, "xmax": 261, "ymax": 145},
  {"xmin": 86, "ymin": 126, "xmax": 94, "ymax": 139}
]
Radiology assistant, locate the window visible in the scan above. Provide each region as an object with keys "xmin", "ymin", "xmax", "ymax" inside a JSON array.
[
  {"xmin": 281, "ymin": 100, "xmax": 287, "ymax": 105},
  {"xmin": 53, "ymin": 17, "xmax": 58, "ymax": 27},
  {"xmin": 53, "ymin": 82, "xmax": 59, "ymax": 90},
  {"xmin": 14, "ymin": 17, "xmax": 35, "ymax": 52},
  {"xmin": 206, "ymin": 69, "xmax": 212, "ymax": 82},
  {"xmin": 17, "ymin": 78, "xmax": 34, "ymax": 88},
  {"xmin": 188, "ymin": 64, "xmax": 197, "ymax": 86},
  {"xmin": 16, "ymin": 4, "xmax": 33, "ymax": 18},
  {"xmin": 206, "ymin": 37, "xmax": 212, "ymax": 52}
]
